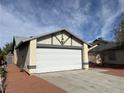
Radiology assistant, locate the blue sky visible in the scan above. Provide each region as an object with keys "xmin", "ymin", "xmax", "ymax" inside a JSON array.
[{"xmin": 0, "ymin": 0, "xmax": 124, "ymax": 48}]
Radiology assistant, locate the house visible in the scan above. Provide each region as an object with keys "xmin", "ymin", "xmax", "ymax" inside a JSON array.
[
  {"xmin": 89, "ymin": 42, "xmax": 124, "ymax": 66},
  {"xmin": 13, "ymin": 29, "xmax": 90, "ymax": 74},
  {"xmin": 88, "ymin": 38, "xmax": 109, "ymax": 64},
  {"xmin": 90, "ymin": 38, "xmax": 109, "ymax": 45}
]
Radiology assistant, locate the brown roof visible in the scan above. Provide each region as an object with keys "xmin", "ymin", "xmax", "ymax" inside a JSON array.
[
  {"xmin": 15, "ymin": 29, "xmax": 91, "ymax": 48},
  {"xmin": 89, "ymin": 43, "xmax": 122, "ymax": 52}
]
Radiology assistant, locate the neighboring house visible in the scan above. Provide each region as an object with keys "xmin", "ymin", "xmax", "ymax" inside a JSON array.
[
  {"xmin": 88, "ymin": 38, "xmax": 109, "ymax": 64},
  {"xmin": 6, "ymin": 52, "xmax": 14, "ymax": 64},
  {"xmin": 90, "ymin": 38, "xmax": 109, "ymax": 45},
  {"xmin": 89, "ymin": 42, "xmax": 124, "ymax": 65},
  {"xmin": 13, "ymin": 29, "xmax": 90, "ymax": 74}
]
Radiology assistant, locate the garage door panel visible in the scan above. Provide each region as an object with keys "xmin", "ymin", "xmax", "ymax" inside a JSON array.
[
  {"xmin": 36, "ymin": 48, "xmax": 82, "ymax": 73},
  {"xmin": 36, "ymin": 65, "xmax": 81, "ymax": 73}
]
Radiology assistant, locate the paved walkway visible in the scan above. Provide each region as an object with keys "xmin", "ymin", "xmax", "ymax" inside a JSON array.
[{"xmin": 5, "ymin": 64, "xmax": 66, "ymax": 93}]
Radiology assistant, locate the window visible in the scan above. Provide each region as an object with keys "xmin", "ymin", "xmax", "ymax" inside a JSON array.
[{"xmin": 108, "ymin": 51, "xmax": 116, "ymax": 61}]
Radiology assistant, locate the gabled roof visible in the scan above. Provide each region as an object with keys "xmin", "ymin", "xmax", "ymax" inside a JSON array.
[
  {"xmin": 14, "ymin": 36, "xmax": 28, "ymax": 46},
  {"xmin": 16, "ymin": 29, "xmax": 91, "ymax": 48},
  {"xmin": 12, "ymin": 36, "xmax": 28, "ymax": 51},
  {"xmin": 91, "ymin": 38, "xmax": 109, "ymax": 46},
  {"xmin": 89, "ymin": 43, "xmax": 121, "ymax": 52}
]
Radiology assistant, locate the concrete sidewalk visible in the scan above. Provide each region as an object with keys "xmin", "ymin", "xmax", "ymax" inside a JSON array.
[{"xmin": 5, "ymin": 64, "xmax": 66, "ymax": 93}]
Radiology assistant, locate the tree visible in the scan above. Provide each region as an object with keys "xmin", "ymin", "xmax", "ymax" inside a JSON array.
[
  {"xmin": 0, "ymin": 48, "xmax": 2, "ymax": 54},
  {"xmin": 0, "ymin": 42, "xmax": 13, "ymax": 61},
  {"xmin": 114, "ymin": 20, "xmax": 124, "ymax": 45},
  {"xmin": 2, "ymin": 42, "xmax": 13, "ymax": 55},
  {"xmin": 119, "ymin": 20, "xmax": 124, "ymax": 43},
  {"xmin": 114, "ymin": 20, "xmax": 124, "ymax": 49}
]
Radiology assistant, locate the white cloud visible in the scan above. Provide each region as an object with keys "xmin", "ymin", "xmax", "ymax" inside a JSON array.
[
  {"xmin": 98, "ymin": 0, "xmax": 124, "ymax": 38},
  {"xmin": 118, "ymin": 0, "xmax": 124, "ymax": 10},
  {"xmin": 0, "ymin": 4, "xmax": 60, "ymax": 47},
  {"xmin": 1, "ymin": 0, "xmax": 124, "ymax": 47},
  {"xmin": 100, "ymin": 13, "xmax": 120, "ymax": 37}
]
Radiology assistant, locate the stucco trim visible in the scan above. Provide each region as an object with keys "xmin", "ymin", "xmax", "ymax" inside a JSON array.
[
  {"xmin": 37, "ymin": 44, "xmax": 82, "ymax": 50},
  {"xmin": 29, "ymin": 39, "xmax": 37, "ymax": 65},
  {"xmin": 27, "ymin": 65, "xmax": 36, "ymax": 69},
  {"xmin": 82, "ymin": 63, "xmax": 89, "ymax": 65},
  {"xmin": 82, "ymin": 43, "xmax": 89, "ymax": 70}
]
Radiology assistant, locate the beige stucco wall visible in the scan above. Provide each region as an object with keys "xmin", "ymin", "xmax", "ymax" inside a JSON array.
[
  {"xmin": 72, "ymin": 38, "xmax": 82, "ymax": 46},
  {"xmin": 63, "ymin": 33, "xmax": 69, "ymax": 40},
  {"xmin": 104, "ymin": 50, "xmax": 124, "ymax": 64},
  {"xmin": 56, "ymin": 33, "xmax": 62, "ymax": 40},
  {"xmin": 13, "ymin": 49, "xmax": 17, "ymax": 64},
  {"xmin": 53, "ymin": 36, "xmax": 61, "ymax": 45},
  {"xmin": 64, "ymin": 38, "xmax": 71, "ymax": 45},
  {"xmin": 82, "ymin": 43, "xmax": 89, "ymax": 70},
  {"xmin": 37, "ymin": 35, "xmax": 51, "ymax": 44},
  {"xmin": 29, "ymin": 39, "xmax": 37, "ymax": 73},
  {"xmin": 37, "ymin": 32, "xmax": 82, "ymax": 46}
]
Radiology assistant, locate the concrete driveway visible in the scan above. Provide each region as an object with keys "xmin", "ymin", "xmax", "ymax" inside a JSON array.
[{"xmin": 34, "ymin": 69, "xmax": 124, "ymax": 93}]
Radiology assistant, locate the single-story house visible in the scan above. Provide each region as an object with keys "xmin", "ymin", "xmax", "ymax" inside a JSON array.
[
  {"xmin": 90, "ymin": 38, "xmax": 109, "ymax": 45},
  {"xmin": 13, "ymin": 29, "xmax": 90, "ymax": 74},
  {"xmin": 89, "ymin": 42, "xmax": 124, "ymax": 65}
]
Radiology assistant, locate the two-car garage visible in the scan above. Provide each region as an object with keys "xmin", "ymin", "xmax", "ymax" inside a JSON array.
[{"xmin": 36, "ymin": 48, "xmax": 82, "ymax": 73}]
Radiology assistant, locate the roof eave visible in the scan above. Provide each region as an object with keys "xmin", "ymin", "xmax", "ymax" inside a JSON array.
[
  {"xmin": 15, "ymin": 41, "xmax": 23, "ymax": 49},
  {"xmin": 16, "ymin": 29, "xmax": 90, "ymax": 47}
]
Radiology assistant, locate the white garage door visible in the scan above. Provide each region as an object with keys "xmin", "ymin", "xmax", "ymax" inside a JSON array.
[{"xmin": 36, "ymin": 48, "xmax": 82, "ymax": 73}]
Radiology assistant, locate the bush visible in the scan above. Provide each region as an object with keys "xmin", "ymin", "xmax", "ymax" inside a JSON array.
[{"xmin": 0, "ymin": 68, "xmax": 5, "ymax": 77}]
